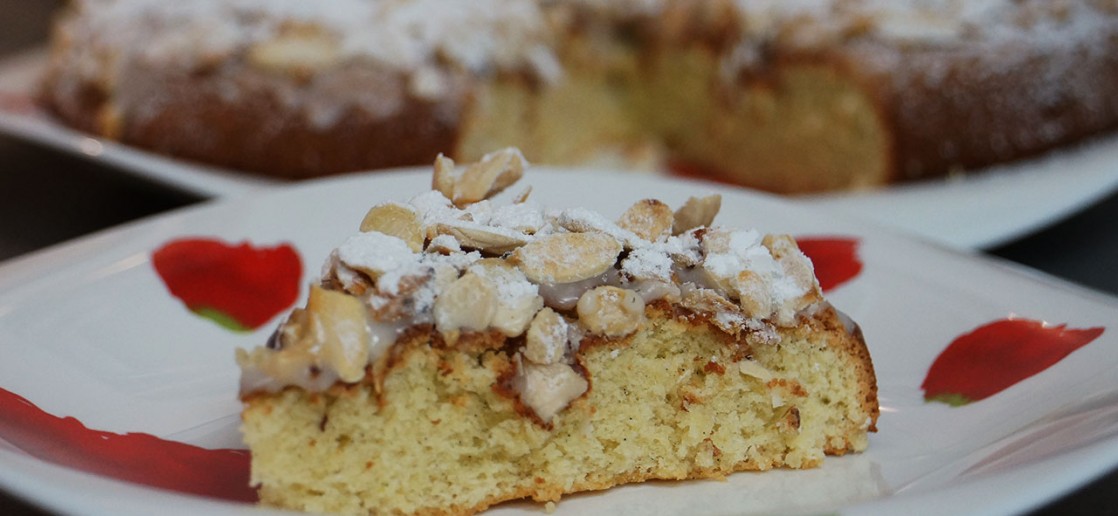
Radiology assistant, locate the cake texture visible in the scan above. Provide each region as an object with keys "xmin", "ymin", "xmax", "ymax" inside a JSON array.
[
  {"xmin": 236, "ymin": 148, "xmax": 879, "ymax": 515},
  {"xmin": 39, "ymin": 0, "xmax": 1118, "ymax": 193}
]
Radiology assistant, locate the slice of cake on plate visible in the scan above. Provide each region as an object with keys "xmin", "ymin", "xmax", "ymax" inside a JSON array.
[{"xmin": 237, "ymin": 148, "xmax": 879, "ymax": 515}]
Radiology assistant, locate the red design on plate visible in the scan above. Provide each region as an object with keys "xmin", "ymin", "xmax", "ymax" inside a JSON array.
[
  {"xmin": 922, "ymin": 319, "xmax": 1105, "ymax": 406},
  {"xmin": 795, "ymin": 237, "xmax": 862, "ymax": 292},
  {"xmin": 0, "ymin": 387, "xmax": 255, "ymax": 502},
  {"xmin": 152, "ymin": 238, "xmax": 302, "ymax": 331}
]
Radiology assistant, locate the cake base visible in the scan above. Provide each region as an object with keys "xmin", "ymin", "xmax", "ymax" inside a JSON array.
[{"xmin": 241, "ymin": 304, "xmax": 877, "ymax": 515}]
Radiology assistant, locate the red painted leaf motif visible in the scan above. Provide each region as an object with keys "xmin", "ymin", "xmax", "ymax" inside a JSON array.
[
  {"xmin": 795, "ymin": 237, "xmax": 863, "ymax": 292},
  {"xmin": 0, "ymin": 387, "xmax": 256, "ymax": 502},
  {"xmin": 922, "ymin": 319, "xmax": 1104, "ymax": 406},
  {"xmin": 152, "ymin": 238, "xmax": 302, "ymax": 331}
]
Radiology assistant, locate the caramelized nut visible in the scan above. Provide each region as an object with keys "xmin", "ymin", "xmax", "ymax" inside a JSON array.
[
  {"xmin": 679, "ymin": 285, "xmax": 748, "ymax": 336},
  {"xmin": 524, "ymin": 308, "xmax": 569, "ymax": 364},
  {"xmin": 433, "ymin": 272, "xmax": 497, "ymax": 344},
  {"xmin": 512, "ymin": 232, "xmax": 622, "ymax": 284},
  {"xmin": 673, "ymin": 194, "xmax": 722, "ymax": 235},
  {"xmin": 762, "ymin": 234, "xmax": 821, "ymax": 296},
  {"xmin": 435, "ymin": 221, "xmax": 529, "ymax": 254},
  {"xmin": 360, "ymin": 202, "xmax": 424, "ymax": 252},
  {"xmin": 434, "ymin": 148, "xmax": 526, "ymax": 207},
  {"xmin": 576, "ymin": 286, "xmax": 644, "ymax": 337},
  {"xmin": 512, "ymin": 185, "xmax": 533, "ymax": 204},
  {"xmin": 305, "ymin": 285, "xmax": 370, "ymax": 383},
  {"xmin": 432, "ymin": 154, "xmax": 457, "ymax": 199},
  {"xmin": 617, "ymin": 199, "xmax": 674, "ymax": 242},
  {"xmin": 735, "ymin": 270, "xmax": 774, "ymax": 319},
  {"xmin": 469, "ymin": 259, "xmax": 543, "ymax": 337}
]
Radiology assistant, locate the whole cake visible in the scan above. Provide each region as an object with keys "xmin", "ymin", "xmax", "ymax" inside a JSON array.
[
  {"xmin": 237, "ymin": 148, "xmax": 879, "ymax": 515},
  {"xmin": 39, "ymin": 0, "xmax": 1118, "ymax": 193}
]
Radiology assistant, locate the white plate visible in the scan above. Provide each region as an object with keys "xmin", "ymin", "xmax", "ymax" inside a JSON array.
[
  {"xmin": 1, "ymin": 168, "xmax": 1117, "ymax": 516},
  {"xmin": 4, "ymin": 47, "xmax": 1118, "ymax": 249}
]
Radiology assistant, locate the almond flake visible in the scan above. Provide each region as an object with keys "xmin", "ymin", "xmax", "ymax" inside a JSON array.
[
  {"xmin": 576, "ymin": 286, "xmax": 645, "ymax": 338},
  {"xmin": 360, "ymin": 202, "xmax": 424, "ymax": 252},
  {"xmin": 512, "ymin": 232, "xmax": 622, "ymax": 284},
  {"xmin": 617, "ymin": 199, "xmax": 674, "ymax": 242},
  {"xmin": 673, "ymin": 194, "xmax": 722, "ymax": 235}
]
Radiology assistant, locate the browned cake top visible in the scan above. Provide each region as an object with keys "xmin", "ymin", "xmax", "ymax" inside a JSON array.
[{"xmin": 51, "ymin": 0, "xmax": 1118, "ymax": 128}]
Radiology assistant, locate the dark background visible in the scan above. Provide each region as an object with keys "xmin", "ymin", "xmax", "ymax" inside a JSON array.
[{"xmin": 1, "ymin": 1, "xmax": 1116, "ymax": 514}]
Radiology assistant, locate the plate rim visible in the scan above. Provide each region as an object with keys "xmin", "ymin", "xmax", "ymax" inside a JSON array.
[{"xmin": 1, "ymin": 168, "xmax": 1118, "ymax": 515}]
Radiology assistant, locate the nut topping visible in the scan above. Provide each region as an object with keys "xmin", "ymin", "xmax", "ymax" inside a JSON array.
[
  {"xmin": 306, "ymin": 285, "xmax": 371, "ymax": 383},
  {"xmin": 469, "ymin": 259, "xmax": 544, "ymax": 337},
  {"xmin": 360, "ymin": 202, "xmax": 424, "ymax": 252},
  {"xmin": 433, "ymin": 272, "xmax": 498, "ymax": 344},
  {"xmin": 617, "ymin": 199, "xmax": 674, "ymax": 242},
  {"xmin": 241, "ymin": 146, "xmax": 832, "ymax": 417},
  {"xmin": 433, "ymin": 148, "xmax": 527, "ymax": 207},
  {"xmin": 512, "ymin": 232, "xmax": 622, "ymax": 284},
  {"xmin": 763, "ymin": 234, "xmax": 821, "ymax": 297},
  {"xmin": 576, "ymin": 286, "xmax": 644, "ymax": 338},
  {"xmin": 435, "ymin": 220, "xmax": 530, "ymax": 254},
  {"xmin": 524, "ymin": 308, "xmax": 569, "ymax": 365},
  {"xmin": 673, "ymin": 194, "xmax": 722, "ymax": 235},
  {"xmin": 432, "ymin": 154, "xmax": 458, "ymax": 200}
]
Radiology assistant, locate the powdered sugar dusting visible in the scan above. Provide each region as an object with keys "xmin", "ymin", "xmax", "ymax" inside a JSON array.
[{"xmin": 250, "ymin": 155, "xmax": 833, "ymax": 393}]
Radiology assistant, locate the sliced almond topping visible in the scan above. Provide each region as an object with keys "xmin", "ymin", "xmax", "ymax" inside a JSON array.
[
  {"xmin": 762, "ymin": 234, "xmax": 822, "ymax": 324},
  {"xmin": 360, "ymin": 203, "xmax": 424, "ymax": 252},
  {"xmin": 698, "ymin": 228, "xmax": 766, "ymax": 299},
  {"xmin": 512, "ymin": 232, "xmax": 622, "ymax": 284},
  {"xmin": 435, "ymin": 221, "xmax": 529, "ymax": 254},
  {"xmin": 761, "ymin": 234, "xmax": 798, "ymax": 260},
  {"xmin": 617, "ymin": 199, "xmax": 674, "ymax": 242},
  {"xmin": 762, "ymin": 234, "xmax": 820, "ymax": 295},
  {"xmin": 335, "ymin": 232, "xmax": 419, "ymax": 283},
  {"xmin": 576, "ymin": 286, "xmax": 644, "ymax": 338},
  {"xmin": 513, "ymin": 359, "xmax": 588, "ymax": 423},
  {"xmin": 433, "ymin": 272, "xmax": 497, "ymax": 345},
  {"xmin": 512, "ymin": 185, "xmax": 533, "ymax": 204},
  {"xmin": 524, "ymin": 308, "xmax": 569, "ymax": 365},
  {"xmin": 680, "ymin": 285, "xmax": 739, "ymax": 316},
  {"xmin": 469, "ymin": 259, "xmax": 543, "ymax": 337},
  {"xmin": 305, "ymin": 285, "xmax": 370, "ymax": 383},
  {"xmin": 673, "ymin": 194, "xmax": 722, "ymax": 235},
  {"xmin": 247, "ymin": 31, "xmax": 341, "ymax": 76},
  {"xmin": 432, "ymin": 153, "xmax": 458, "ymax": 199},
  {"xmin": 735, "ymin": 270, "xmax": 774, "ymax": 319},
  {"xmin": 425, "ymin": 234, "xmax": 462, "ymax": 255},
  {"xmin": 446, "ymin": 148, "xmax": 526, "ymax": 207}
]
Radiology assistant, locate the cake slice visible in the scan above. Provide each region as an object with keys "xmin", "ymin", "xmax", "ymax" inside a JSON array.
[{"xmin": 237, "ymin": 148, "xmax": 879, "ymax": 515}]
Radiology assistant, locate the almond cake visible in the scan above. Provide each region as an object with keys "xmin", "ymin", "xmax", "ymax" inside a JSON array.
[{"xmin": 236, "ymin": 148, "xmax": 879, "ymax": 515}]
